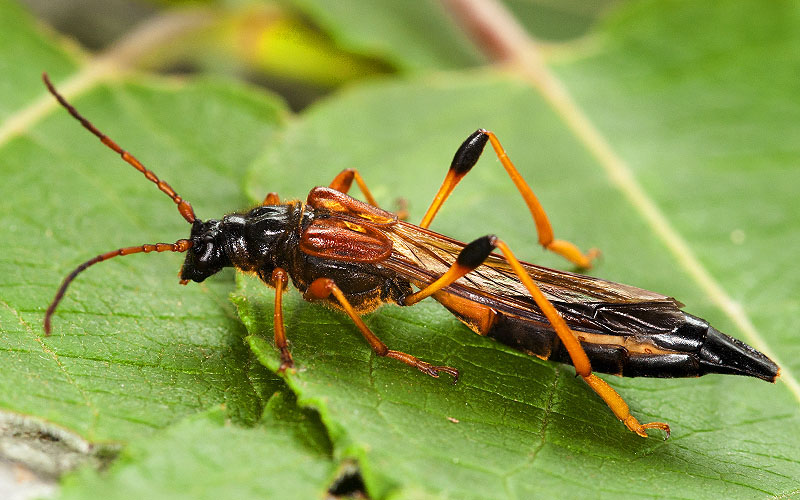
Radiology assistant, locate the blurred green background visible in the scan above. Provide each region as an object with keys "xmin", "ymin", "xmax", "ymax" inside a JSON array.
[{"xmin": 21, "ymin": 0, "xmax": 618, "ymax": 109}]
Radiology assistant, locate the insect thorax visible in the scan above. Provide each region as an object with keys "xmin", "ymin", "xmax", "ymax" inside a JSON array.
[{"xmin": 229, "ymin": 202, "xmax": 310, "ymax": 275}]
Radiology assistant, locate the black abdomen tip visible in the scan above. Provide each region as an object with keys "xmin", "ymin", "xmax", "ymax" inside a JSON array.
[{"xmin": 699, "ymin": 324, "xmax": 779, "ymax": 382}]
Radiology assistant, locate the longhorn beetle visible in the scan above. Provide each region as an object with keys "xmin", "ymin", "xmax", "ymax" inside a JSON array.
[{"xmin": 42, "ymin": 73, "xmax": 779, "ymax": 438}]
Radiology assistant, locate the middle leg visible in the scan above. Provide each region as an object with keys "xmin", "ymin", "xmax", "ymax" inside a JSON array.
[{"xmin": 304, "ymin": 277, "xmax": 459, "ymax": 381}]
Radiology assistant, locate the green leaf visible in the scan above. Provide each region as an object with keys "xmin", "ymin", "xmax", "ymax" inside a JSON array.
[
  {"xmin": 0, "ymin": 0, "xmax": 288, "ymax": 442},
  {"xmin": 238, "ymin": 5, "xmax": 800, "ymax": 499},
  {"xmin": 57, "ymin": 390, "xmax": 337, "ymax": 500},
  {"xmin": 0, "ymin": 2, "xmax": 340, "ymax": 494}
]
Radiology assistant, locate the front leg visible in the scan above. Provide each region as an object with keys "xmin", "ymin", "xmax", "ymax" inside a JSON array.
[{"xmin": 270, "ymin": 267, "xmax": 294, "ymax": 372}]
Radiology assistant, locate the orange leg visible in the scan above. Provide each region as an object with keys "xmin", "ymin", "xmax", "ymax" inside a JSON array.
[
  {"xmin": 262, "ymin": 192, "xmax": 280, "ymax": 205},
  {"xmin": 402, "ymin": 231, "xmax": 669, "ymax": 437},
  {"xmin": 270, "ymin": 268, "xmax": 294, "ymax": 372},
  {"xmin": 394, "ymin": 198, "xmax": 410, "ymax": 221},
  {"xmin": 305, "ymin": 277, "xmax": 459, "ymax": 381},
  {"xmin": 329, "ymin": 169, "xmax": 410, "ymax": 220},
  {"xmin": 420, "ymin": 130, "xmax": 598, "ymax": 269},
  {"xmin": 492, "ymin": 238, "xmax": 669, "ymax": 438},
  {"xmin": 403, "ymin": 235, "xmax": 496, "ymax": 306},
  {"xmin": 329, "ymin": 169, "xmax": 379, "ymax": 207}
]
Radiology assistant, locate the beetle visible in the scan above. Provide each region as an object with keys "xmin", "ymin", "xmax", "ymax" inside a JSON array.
[{"xmin": 42, "ymin": 73, "xmax": 778, "ymax": 438}]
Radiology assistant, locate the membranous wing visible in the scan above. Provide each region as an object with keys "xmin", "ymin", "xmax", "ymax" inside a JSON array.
[{"xmin": 381, "ymin": 221, "xmax": 686, "ymax": 337}]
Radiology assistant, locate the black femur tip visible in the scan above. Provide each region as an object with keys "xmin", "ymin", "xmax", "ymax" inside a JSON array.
[
  {"xmin": 450, "ymin": 130, "xmax": 489, "ymax": 174},
  {"xmin": 456, "ymin": 235, "xmax": 497, "ymax": 268}
]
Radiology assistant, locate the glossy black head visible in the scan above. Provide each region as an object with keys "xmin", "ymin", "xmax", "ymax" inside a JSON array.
[{"xmin": 180, "ymin": 219, "xmax": 232, "ymax": 282}]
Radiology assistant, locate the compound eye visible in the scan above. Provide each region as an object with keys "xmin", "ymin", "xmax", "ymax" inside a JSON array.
[
  {"xmin": 199, "ymin": 243, "xmax": 216, "ymax": 263},
  {"xmin": 190, "ymin": 240, "xmax": 213, "ymax": 263}
]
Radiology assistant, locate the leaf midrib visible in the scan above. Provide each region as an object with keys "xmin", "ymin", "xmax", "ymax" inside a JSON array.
[{"xmin": 498, "ymin": 16, "xmax": 800, "ymax": 404}]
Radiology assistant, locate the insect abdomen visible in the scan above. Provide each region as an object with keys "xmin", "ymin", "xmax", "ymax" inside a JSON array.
[
  {"xmin": 482, "ymin": 312, "xmax": 698, "ymax": 377},
  {"xmin": 436, "ymin": 292, "xmax": 779, "ymax": 381}
]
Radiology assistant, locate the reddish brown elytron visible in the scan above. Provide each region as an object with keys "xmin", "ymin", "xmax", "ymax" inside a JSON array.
[{"xmin": 43, "ymin": 73, "xmax": 778, "ymax": 438}]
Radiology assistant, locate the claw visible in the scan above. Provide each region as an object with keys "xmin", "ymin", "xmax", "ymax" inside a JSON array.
[
  {"xmin": 437, "ymin": 365, "xmax": 460, "ymax": 383},
  {"xmin": 624, "ymin": 416, "xmax": 671, "ymax": 439},
  {"xmin": 417, "ymin": 362, "xmax": 459, "ymax": 382},
  {"xmin": 386, "ymin": 350, "xmax": 459, "ymax": 383},
  {"xmin": 277, "ymin": 349, "xmax": 295, "ymax": 374}
]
